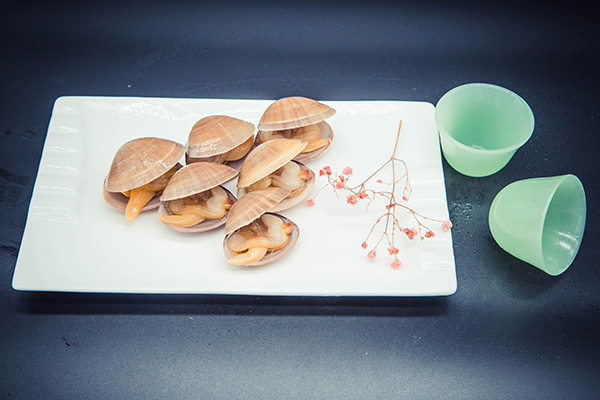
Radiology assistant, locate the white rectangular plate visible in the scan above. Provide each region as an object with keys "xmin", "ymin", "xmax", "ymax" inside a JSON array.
[{"xmin": 13, "ymin": 97, "xmax": 456, "ymax": 296}]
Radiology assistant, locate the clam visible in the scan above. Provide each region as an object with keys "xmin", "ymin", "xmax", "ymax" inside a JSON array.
[
  {"xmin": 223, "ymin": 187, "xmax": 299, "ymax": 266},
  {"xmin": 236, "ymin": 138, "xmax": 315, "ymax": 212},
  {"xmin": 158, "ymin": 162, "xmax": 238, "ymax": 232},
  {"xmin": 256, "ymin": 96, "xmax": 336, "ymax": 163},
  {"xmin": 186, "ymin": 115, "xmax": 255, "ymax": 170},
  {"xmin": 103, "ymin": 137, "xmax": 185, "ymax": 222}
]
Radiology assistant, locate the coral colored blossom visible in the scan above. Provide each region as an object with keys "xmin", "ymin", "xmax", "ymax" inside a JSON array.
[
  {"xmin": 425, "ymin": 230, "xmax": 435, "ymax": 238},
  {"xmin": 305, "ymin": 199, "xmax": 315, "ymax": 206},
  {"xmin": 402, "ymin": 195, "xmax": 408, "ymax": 201},
  {"xmin": 391, "ymin": 259, "xmax": 402, "ymax": 269},
  {"xmin": 361, "ymin": 241, "xmax": 368, "ymax": 249},
  {"xmin": 319, "ymin": 169, "xmax": 325, "ymax": 177},
  {"xmin": 357, "ymin": 192, "xmax": 368, "ymax": 199},
  {"xmin": 442, "ymin": 219, "xmax": 453, "ymax": 231},
  {"xmin": 385, "ymin": 203, "xmax": 394, "ymax": 210},
  {"xmin": 367, "ymin": 250, "xmax": 377, "ymax": 259},
  {"xmin": 343, "ymin": 166, "xmax": 353, "ymax": 175},
  {"xmin": 387, "ymin": 246, "xmax": 399, "ymax": 255},
  {"xmin": 377, "ymin": 179, "xmax": 383, "ymax": 183},
  {"xmin": 335, "ymin": 181, "xmax": 345, "ymax": 189},
  {"xmin": 403, "ymin": 228, "xmax": 419, "ymax": 240},
  {"xmin": 346, "ymin": 195, "xmax": 358, "ymax": 205},
  {"xmin": 322, "ymin": 166, "xmax": 332, "ymax": 175},
  {"xmin": 338, "ymin": 175, "xmax": 345, "ymax": 183}
]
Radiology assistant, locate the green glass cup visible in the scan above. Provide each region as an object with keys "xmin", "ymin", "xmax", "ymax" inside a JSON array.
[
  {"xmin": 435, "ymin": 83, "xmax": 535, "ymax": 177},
  {"xmin": 488, "ymin": 174, "xmax": 586, "ymax": 276}
]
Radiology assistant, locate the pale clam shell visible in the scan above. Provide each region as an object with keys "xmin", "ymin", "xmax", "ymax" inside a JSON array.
[
  {"xmin": 158, "ymin": 186, "xmax": 237, "ymax": 233},
  {"xmin": 237, "ymin": 138, "xmax": 307, "ymax": 188},
  {"xmin": 256, "ymin": 120, "xmax": 334, "ymax": 164},
  {"xmin": 104, "ymin": 137, "xmax": 185, "ymax": 193},
  {"xmin": 223, "ymin": 187, "xmax": 291, "ymax": 236},
  {"xmin": 223, "ymin": 213, "xmax": 299, "ymax": 266},
  {"xmin": 237, "ymin": 161, "xmax": 315, "ymax": 212},
  {"xmin": 187, "ymin": 115, "xmax": 255, "ymax": 158},
  {"xmin": 257, "ymin": 96, "xmax": 336, "ymax": 131},
  {"xmin": 160, "ymin": 162, "xmax": 239, "ymax": 202}
]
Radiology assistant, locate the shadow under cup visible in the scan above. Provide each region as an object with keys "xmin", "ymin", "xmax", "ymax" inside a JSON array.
[
  {"xmin": 435, "ymin": 83, "xmax": 535, "ymax": 177},
  {"xmin": 489, "ymin": 175, "xmax": 587, "ymax": 276}
]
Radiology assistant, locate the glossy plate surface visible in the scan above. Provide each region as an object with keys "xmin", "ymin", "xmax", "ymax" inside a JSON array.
[{"xmin": 13, "ymin": 97, "xmax": 455, "ymax": 296}]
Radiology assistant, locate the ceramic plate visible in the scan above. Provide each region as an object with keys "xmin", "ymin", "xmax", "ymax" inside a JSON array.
[{"xmin": 12, "ymin": 97, "xmax": 456, "ymax": 296}]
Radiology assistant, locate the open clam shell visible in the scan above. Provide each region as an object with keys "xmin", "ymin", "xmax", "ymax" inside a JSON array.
[
  {"xmin": 223, "ymin": 188, "xmax": 298, "ymax": 266},
  {"xmin": 160, "ymin": 162, "xmax": 239, "ymax": 201},
  {"xmin": 237, "ymin": 138, "xmax": 307, "ymax": 188},
  {"xmin": 256, "ymin": 120, "xmax": 334, "ymax": 164},
  {"xmin": 237, "ymin": 161, "xmax": 315, "ymax": 212},
  {"xmin": 157, "ymin": 162, "xmax": 239, "ymax": 232},
  {"xmin": 257, "ymin": 96, "xmax": 336, "ymax": 131},
  {"xmin": 103, "ymin": 160, "xmax": 183, "ymax": 213},
  {"xmin": 224, "ymin": 187, "xmax": 291, "ymax": 236},
  {"xmin": 104, "ymin": 137, "xmax": 185, "ymax": 193},
  {"xmin": 158, "ymin": 186, "xmax": 237, "ymax": 233},
  {"xmin": 186, "ymin": 115, "xmax": 255, "ymax": 164},
  {"xmin": 223, "ymin": 213, "xmax": 299, "ymax": 266}
]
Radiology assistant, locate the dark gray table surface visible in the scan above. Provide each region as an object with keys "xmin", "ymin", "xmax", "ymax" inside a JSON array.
[{"xmin": 1, "ymin": 1, "xmax": 599, "ymax": 398}]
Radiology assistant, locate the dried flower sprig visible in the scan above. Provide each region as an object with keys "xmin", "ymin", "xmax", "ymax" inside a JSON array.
[{"xmin": 306, "ymin": 120, "xmax": 452, "ymax": 268}]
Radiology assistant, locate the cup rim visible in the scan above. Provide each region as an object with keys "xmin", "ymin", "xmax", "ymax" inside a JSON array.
[{"xmin": 435, "ymin": 83, "xmax": 535, "ymax": 155}]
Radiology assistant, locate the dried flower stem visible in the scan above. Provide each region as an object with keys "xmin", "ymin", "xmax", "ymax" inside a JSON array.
[{"xmin": 306, "ymin": 120, "xmax": 452, "ymax": 268}]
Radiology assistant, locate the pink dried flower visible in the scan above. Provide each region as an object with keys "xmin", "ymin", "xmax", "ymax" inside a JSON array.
[
  {"xmin": 338, "ymin": 175, "xmax": 345, "ymax": 183},
  {"xmin": 319, "ymin": 169, "xmax": 325, "ymax": 177},
  {"xmin": 425, "ymin": 230, "xmax": 435, "ymax": 238},
  {"xmin": 346, "ymin": 195, "xmax": 358, "ymax": 205},
  {"xmin": 367, "ymin": 250, "xmax": 377, "ymax": 259},
  {"xmin": 442, "ymin": 219, "xmax": 453, "ymax": 231},
  {"xmin": 357, "ymin": 191, "xmax": 368, "ymax": 199},
  {"xmin": 335, "ymin": 181, "xmax": 345, "ymax": 189},
  {"xmin": 323, "ymin": 166, "xmax": 332, "ymax": 175},
  {"xmin": 343, "ymin": 166, "xmax": 353, "ymax": 175},
  {"xmin": 403, "ymin": 228, "xmax": 419, "ymax": 240},
  {"xmin": 305, "ymin": 199, "xmax": 315, "ymax": 206},
  {"xmin": 361, "ymin": 241, "xmax": 368, "ymax": 249},
  {"xmin": 391, "ymin": 259, "xmax": 402, "ymax": 269},
  {"xmin": 376, "ymin": 178, "xmax": 383, "ymax": 183},
  {"xmin": 402, "ymin": 195, "xmax": 408, "ymax": 201},
  {"xmin": 385, "ymin": 203, "xmax": 394, "ymax": 210},
  {"xmin": 387, "ymin": 246, "xmax": 399, "ymax": 255}
]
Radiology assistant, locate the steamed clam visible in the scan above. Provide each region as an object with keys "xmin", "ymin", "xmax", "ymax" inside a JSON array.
[
  {"xmin": 223, "ymin": 187, "xmax": 299, "ymax": 266},
  {"xmin": 256, "ymin": 96, "xmax": 336, "ymax": 163},
  {"xmin": 237, "ymin": 138, "xmax": 315, "ymax": 212},
  {"xmin": 158, "ymin": 162, "xmax": 238, "ymax": 232},
  {"xmin": 186, "ymin": 115, "xmax": 255, "ymax": 169},
  {"xmin": 103, "ymin": 137, "xmax": 185, "ymax": 222}
]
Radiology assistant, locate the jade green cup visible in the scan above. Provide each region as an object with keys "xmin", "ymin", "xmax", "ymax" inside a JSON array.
[
  {"xmin": 435, "ymin": 83, "xmax": 535, "ymax": 177},
  {"xmin": 488, "ymin": 174, "xmax": 586, "ymax": 276}
]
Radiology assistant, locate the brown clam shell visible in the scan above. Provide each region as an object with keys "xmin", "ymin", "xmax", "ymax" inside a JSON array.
[
  {"xmin": 223, "ymin": 187, "xmax": 291, "ymax": 236},
  {"xmin": 237, "ymin": 161, "xmax": 315, "ymax": 212},
  {"xmin": 187, "ymin": 115, "xmax": 255, "ymax": 158},
  {"xmin": 160, "ymin": 162, "xmax": 239, "ymax": 202},
  {"xmin": 223, "ymin": 213, "xmax": 300, "ymax": 266},
  {"xmin": 237, "ymin": 139, "xmax": 307, "ymax": 188},
  {"xmin": 158, "ymin": 186, "xmax": 237, "ymax": 233},
  {"xmin": 104, "ymin": 137, "xmax": 185, "ymax": 193},
  {"xmin": 257, "ymin": 96, "xmax": 336, "ymax": 131}
]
